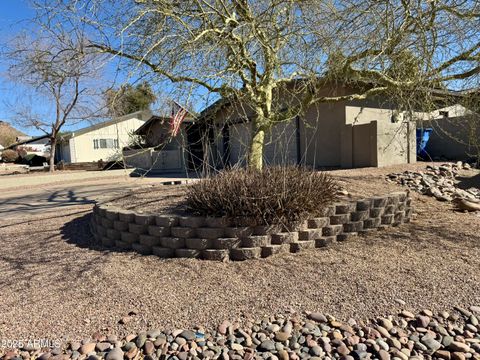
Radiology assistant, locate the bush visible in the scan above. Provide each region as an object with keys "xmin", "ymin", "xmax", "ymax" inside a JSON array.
[
  {"xmin": 1, "ymin": 149, "xmax": 19, "ymax": 163},
  {"xmin": 185, "ymin": 166, "xmax": 339, "ymax": 227}
]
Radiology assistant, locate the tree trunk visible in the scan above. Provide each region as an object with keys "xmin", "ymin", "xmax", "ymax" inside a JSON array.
[
  {"xmin": 248, "ymin": 124, "xmax": 265, "ymax": 171},
  {"xmin": 49, "ymin": 137, "xmax": 57, "ymax": 172}
]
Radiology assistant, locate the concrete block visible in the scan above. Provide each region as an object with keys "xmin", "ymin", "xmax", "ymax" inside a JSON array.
[
  {"xmin": 384, "ymin": 205, "xmax": 396, "ymax": 215},
  {"xmin": 241, "ymin": 235, "xmax": 270, "ymax": 247},
  {"xmin": 179, "ymin": 216, "xmax": 205, "ymax": 228},
  {"xmin": 342, "ymin": 221, "xmax": 364, "ymax": 233},
  {"xmin": 387, "ymin": 194, "xmax": 400, "ymax": 206},
  {"xmin": 105, "ymin": 209, "xmax": 119, "ymax": 221},
  {"xmin": 381, "ymin": 214, "xmax": 394, "ymax": 225},
  {"xmin": 135, "ymin": 214, "xmax": 155, "ymax": 225},
  {"xmin": 307, "ymin": 217, "xmax": 329, "ymax": 229},
  {"xmin": 337, "ymin": 232, "xmax": 358, "ymax": 242},
  {"xmin": 106, "ymin": 228, "xmax": 121, "ymax": 241},
  {"xmin": 320, "ymin": 205, "xmax": 336, "ymax": 217},
  {"xmin": 356, "ymin": 199, "xmax": 372, "ymax": 211},
  {"xmin": 290, "ymin": 240, "xmax": 315, "ymax": 253},
  {"xmin": 128, "ymin": 223, "xmax": 148, "ymax": 235},
  {"xmin": 152, "ymin": 246, "xmax": 174, "ymax": 258},
  {"xmin": 148, "ymin": 225, "xmax": 171, "ymax": 237},
  {"xmin": 161, "ymin": 237, "xmax": 185, "ymax": 249},
  {"xmin": 315, "ymin": 236, "xmax": 336, "ymax": 247},
  {"xmin": 101, "ymin": 218, "xmax": 114, "ymax": 229},
  {"xmin": 271, "ymin": 232, "xmax": 299, "ymax": 244},
  {"xmin": 329, "ymin": 214, "xmax": 350, "ymax": 225},
  {"xmin": 350, "ymin": 211, "xmax": 369, "ymax": 222},
  {"xmin": 120, "ymin": 232, "xmax": 139, "ymax": 244},
  {"xmin": 205, "ymin": 217, "xmax": 231, "ymax": 228},
  {"xmin": 298, "ymin": 229, "xmax": 323, "ymax": 240},
  {"xmin": 224, "ymin": 227, "xmax": 254, "ymax": 238},
  {"xmin": 155, "ymin": 216, "xmax": 179, "ymax": 227},
  {"xmin": 372, "ymin": 196, "xmax": 388, "ymax": 207},
  {"xmin": 118, "ymin": 210, "xmax": 136, "ymax": 223},
  {"xmin": 230, "ymin": 247, "xmax": 261, "ymax": 261},
  {"xmin": 202, "ymin": 249, "xmax": 229, "ymax": 261},
  {"xmin": 175, "ymin": 248, "xmax": 201, "ymax": 258},
  {"xmin": 115, "ymin": 240, "xmax": 132, "ymax": 250},
  {"xmin": 369, "ymin": 207, "xmax": 385, "ymax": 218},
  {"xmin": 394, "ymin": 211, "xmax": 405, "ymax": 223},
  {"xmin": 261, "ymin": 244, "xmax": 290, "ymax": 257},
  {"xmin": 322, "ymin": 225, "xmax": 343, "ymax": 236},
  {"xmin": 185, "ymin": 238, "xmax": 212, "ymax": 250},
  {"xmin": 171, "ymin": 227, "xmax": 196, "ymax": 238},
  {"xmin": 139, "ymin": 234, "xmax": 161, "ymax": 247},
  {"xmin": 132, "ymin": 243, "xmax": 152, "ymax": 255},
  {"xmin": 113, "ymin": 221, "xmax": 129, "ymax": 232},
  {"xmin": 97, "ymin": 205, "xmax": 108, "ymax": 217},
  {"xmin": 397, "ymin": 203, "xmax": 406, "ymax": 211},
  {"xmin": 196, "ymin": 227, "xmax": 225, "ymax": 239},
  {"xmin": 101, "ymin": 237, "xmax": 115, "ymax": 247},
  {"xmin": 96, "ymin": 225, "xmax": 107, "ymax": 237},
  {"xmin": 363, "ymin": 217, "xmax": 381, "ymax": 229},
  {"xmin": 253, "ymin": 225, "xmax": 279, "ymax": 235},
  {"xmin": 212, "ymin": 237, "xmax": 241, "ymax": 249},
  {"xmin": 335, "ymin": 203, "xmax": 356, "ymax": 214}
]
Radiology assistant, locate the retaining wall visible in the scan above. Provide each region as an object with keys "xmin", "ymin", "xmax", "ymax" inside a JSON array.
[{"xmin": 90, "ymin": 191, "xmax": 412, "ymax": 261}]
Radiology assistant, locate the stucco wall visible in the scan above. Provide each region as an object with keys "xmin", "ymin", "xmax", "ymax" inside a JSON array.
[
  {"xmin": 69, "ymin": 116, "xmax": 146, "ymax": 163},
  {"xmin": 422, "ymin": 116, "xmax": 479, "ymax": 160}
]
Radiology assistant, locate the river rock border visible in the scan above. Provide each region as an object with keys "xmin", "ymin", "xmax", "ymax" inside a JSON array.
[{"xmin": 89, "ymin": 191, "xmax": 412, "ymax": 261}]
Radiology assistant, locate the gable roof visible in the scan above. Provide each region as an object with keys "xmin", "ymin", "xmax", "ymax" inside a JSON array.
[
  {"xmin": 62, "ymin": 110, "xmax": 151, "ymax": 139},
  {"xmin": 135, "ymin": 114, "xmax": 195, "ymax": 135}
]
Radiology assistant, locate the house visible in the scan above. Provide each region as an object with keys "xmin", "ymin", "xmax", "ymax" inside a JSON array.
[
  {"xmin": 419, "ymin": 104, "xmax": 479, "ymax": 161},
  {"xmin": 56, "ymin": 111, "xmax": 151, "ymax": 164},
  {"xmin": 123, "ymin": 114, "xmax": 199, "ymax": 173},
  {"xmin": 195, "ymin": 82, "xmax": 418, "ymax": 170}
]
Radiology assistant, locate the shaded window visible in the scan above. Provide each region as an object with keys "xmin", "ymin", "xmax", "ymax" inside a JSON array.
[{"xmin": 93, "ymin": 138, "xmax": 119, "ymax": 149}]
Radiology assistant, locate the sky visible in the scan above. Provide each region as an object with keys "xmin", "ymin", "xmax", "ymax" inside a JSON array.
[
  {"xmin": 0, "ymin": 1, "xmax": 145, "ymax": 136},
  {"xmin": 0, "ymin": 1, "xmax": 35, "ymax": 132}
]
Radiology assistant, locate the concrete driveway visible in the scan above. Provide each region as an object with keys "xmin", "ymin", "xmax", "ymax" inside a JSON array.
[{"xmin": 0, "ymin": 170, "xmax": 191, "ymax": 220}]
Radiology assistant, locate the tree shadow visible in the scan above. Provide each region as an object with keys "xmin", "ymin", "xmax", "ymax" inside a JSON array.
[{"xmin": 456, "ymin": 172, "xmax": 480, "ymax": 190}]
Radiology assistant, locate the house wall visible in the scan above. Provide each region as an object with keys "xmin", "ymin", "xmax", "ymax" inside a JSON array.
[
  {"xmin": 422, "ymin": 116, "xmax": 479, "ymax": 160},
  {"xmin": 69, "ymin": 116, "xmax": 146, "ymax": 163},
  {"xmin": 206, "ymin": 86, "xmax": 418, "ymax": 169}
]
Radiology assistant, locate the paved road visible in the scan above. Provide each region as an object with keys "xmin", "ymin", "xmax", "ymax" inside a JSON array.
[{"xmin": 0, "ymin": 171, "xmax": 191, "ymax": 220}]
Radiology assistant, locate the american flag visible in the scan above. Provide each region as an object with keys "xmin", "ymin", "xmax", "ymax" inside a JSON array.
[{"xmin": 170, "ymin": 101, "xmax": 188, "ymax": 137}]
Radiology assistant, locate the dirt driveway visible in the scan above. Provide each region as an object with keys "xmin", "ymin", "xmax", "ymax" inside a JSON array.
[{"xmin": 0, "ymin": 164, "xmax": 478, "ymax": 341}]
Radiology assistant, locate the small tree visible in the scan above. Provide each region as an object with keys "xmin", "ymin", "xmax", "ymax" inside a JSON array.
[
  {"xmin": 4, "ymin": 31, "xmax": 103, "ymax": 172},
  {"xmin": 105, "ymin": 81, "xmax": 157, "ymax": 118}
]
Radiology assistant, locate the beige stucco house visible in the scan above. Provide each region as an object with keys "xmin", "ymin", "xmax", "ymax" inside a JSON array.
[
  {"xmin": 56, "ymin": 111, "xmax": 150, "ymax": 164},
  {"xmin": 199, "ymin": 84, "xmax": 418, "ymax": 170}
]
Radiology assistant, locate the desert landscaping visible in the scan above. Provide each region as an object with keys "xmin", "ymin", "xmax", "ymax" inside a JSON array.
[{"xmin": 0, "ymin": 163, "xmax": 479, "ymax": 360}]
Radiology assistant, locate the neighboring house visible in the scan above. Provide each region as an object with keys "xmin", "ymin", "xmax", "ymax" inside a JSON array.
[
  {"xmin": 123, "ymin": 114, "xmax": 198, "ymax": 173},
  {"xmin": 56, "ymin": 111, "xmax": 151, "ymax": 164},
  {"xmin": 7, "ymin": 135, "xmax": 51, "ymax": 158},
  {"xmin": 419, "ymin": 104, "xmax": 479, "ymax": 161}
]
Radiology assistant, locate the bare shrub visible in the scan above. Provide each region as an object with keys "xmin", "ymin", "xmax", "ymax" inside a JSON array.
[
  {"xmin": 1, "ymin": 149, "xmax": 19, "ymax": 163},
  {"xmin": 185, "ymin": 167, "xmax": 339, "ymax": 227}
]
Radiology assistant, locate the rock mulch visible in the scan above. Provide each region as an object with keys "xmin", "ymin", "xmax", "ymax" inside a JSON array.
[
  {"xmin": 386, "ymin": 162, "xmax": 479, "ymax": 206},
  {"xmin": 2, "ymin": 307, "xmax": 480, "ymax": 360}
]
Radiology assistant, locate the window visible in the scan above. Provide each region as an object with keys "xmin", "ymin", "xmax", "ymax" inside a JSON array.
[{"xmin": 93, "ymin": 138, "xmax": 120, "ymax": 149}]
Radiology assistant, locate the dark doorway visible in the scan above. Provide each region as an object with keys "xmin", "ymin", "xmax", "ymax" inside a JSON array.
[{"xmin": 185, "ymin": 123, "xmax": 204, "ymax": 172}]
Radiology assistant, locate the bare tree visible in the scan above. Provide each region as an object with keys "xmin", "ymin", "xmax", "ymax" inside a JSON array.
[
  {"xmin": 35, "ymin": 0, "xmax": 480, "ymax": 170},
  {"xmin": 3, "ymin": 30, "xmax": 103, "ymax": 171}
]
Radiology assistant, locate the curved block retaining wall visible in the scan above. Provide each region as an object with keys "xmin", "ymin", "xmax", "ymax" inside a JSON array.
[{"xmin": 90, "ymin": 191, "xmax": 412, "ymax": 261}]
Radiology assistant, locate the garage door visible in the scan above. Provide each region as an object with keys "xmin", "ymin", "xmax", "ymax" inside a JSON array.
[
  {"xmin": 264, "ymin": 121, "xmax": 298, "ymax": 166},
  {"xmin": 228, "ymin": 120, "xmax": 299, "ymax": 167}
]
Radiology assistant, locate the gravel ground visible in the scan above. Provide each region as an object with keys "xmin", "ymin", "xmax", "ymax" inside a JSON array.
[{"xmin": 0, "ymin": 163, "xmax": 479, "ymax": 341}]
